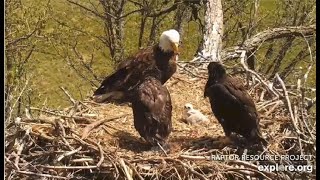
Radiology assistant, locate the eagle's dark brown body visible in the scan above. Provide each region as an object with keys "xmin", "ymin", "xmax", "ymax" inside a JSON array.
[
  {"xmin": 93, "ymin": 44, "xmax": 177, "ymax": 103},
  {"xmin": 204, "ymin": 62, "xmax": 267, "ymax": 145},
  {"xmin": 131, "ymin": 76, "xmax": 172, "ymax": 146}
]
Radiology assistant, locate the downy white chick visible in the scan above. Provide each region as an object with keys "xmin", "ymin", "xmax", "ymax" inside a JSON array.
[{"xmin": 183, "ymin": 103, "xmax": 210, "ymax": 125}]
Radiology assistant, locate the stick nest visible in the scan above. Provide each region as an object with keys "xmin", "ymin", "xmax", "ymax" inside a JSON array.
[{"xmin": 5, "ymin": 64, "xmax": 316, "ymax": 180}]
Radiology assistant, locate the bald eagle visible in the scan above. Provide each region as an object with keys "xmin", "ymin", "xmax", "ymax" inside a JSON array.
[
  {"xmin": 92, "ymin": 29, "xmax": 180, "ymax": 103},
  {"xmin": 204, "ymin": 62, "xmax": 267, "ymax": 145},
  {"xmin": 131, "ymin": 76, "xmax": 172, "ymax": 148}
]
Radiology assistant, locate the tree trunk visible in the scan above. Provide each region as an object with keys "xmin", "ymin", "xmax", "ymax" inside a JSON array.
[{"xmin": 197, "ymin": 0, "xmax": 223, "ymax": 62}]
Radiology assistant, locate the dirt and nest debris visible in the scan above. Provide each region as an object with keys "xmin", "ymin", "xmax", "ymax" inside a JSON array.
[{"xmin": 5, "ymin": 68, "xmax": 316, "ymax": 180}]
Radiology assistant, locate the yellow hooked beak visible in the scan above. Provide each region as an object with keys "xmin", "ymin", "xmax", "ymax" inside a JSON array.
[{"xmin": 171, "ymin": 42, "xmax": 179, "ymax": 54}]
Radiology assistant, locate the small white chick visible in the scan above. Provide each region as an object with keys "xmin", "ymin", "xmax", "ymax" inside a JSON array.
[{"xmin": 183, "ymin": 103, "xmax": 210, "ymax": 125}]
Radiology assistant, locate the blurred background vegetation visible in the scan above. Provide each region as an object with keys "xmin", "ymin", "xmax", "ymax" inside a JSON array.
[{"xmin": 5, "ymin": 0, "xmax": 316, "ymax": 122}]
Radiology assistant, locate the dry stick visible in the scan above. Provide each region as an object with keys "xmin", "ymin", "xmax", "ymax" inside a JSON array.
[
  {"xmin": 239, "ymin": 50, "xmax": 279, "ymax": 99},
  {"xmin": 259, "ymin": 89, "xmax": 266, "ymax": 101},
  {"xmin": 224, "ymin": 168, "xmax": 272, "ymax": 180},
  {"xmin": 257, "ymin": 100, "xmax": 282, "ymax": 112},
  {"xmin": 275, "ymin": 74, "xmax": 304, "ymax": 137},
  {"xmin": 56, "ymin": 120, "xmax": 75, "ymax": 151},
  {"xmin": 265, "ymin": 100, "xmax": 282, "ymax": 117},
  {"xmin": 180, "ymin": 154, "xmax": 274, "ymax": 179},
  {"xmin": 71, "ymin": 158, "xmax": 94, "ymax": 163},
  {"xmin": 173, "ymin": 167, "xmax": 183, "ymax": 180},
  {"xmin": 179, "ymin": 154, "xmax": 211, "ymax": 161},
  {"xmin": 57, "ymin": 146, "xmax": 82, "ymax": 162},
  {"xmin": 81, "ymin": 114, "xmax": 129, "ymax": 139},
  {"xmin": 50, "ymin": 141, "xmax": 100, "ymax": 170},
  {"xmin": 5, "ymin": 156, "xmax": 19, "ymax": 170},
  {"xmin": 176, "ymin": 63, "xmax": 206, "ymax": 79},
  {"xmin": 94, "ymin": 142, "xmax": 104, "ymax": 167},
  {"xmin": 124, "ymin": 160, "xmax": 144, "ymax": 180},
  {"xmin": 157, "ymin": 142, "xmax": 168, "ymax": 157},
  {"xmin": 7, "ymin": 78, "xmax": 29, "ymax": 123},
  {"xmin": 30, "ymin": 107, "xmax": 92, "ymax": 123},
  {"xmin": 227, "ymin": 160, "xmax": 276, "ymax": 178},
  {"xmin": 59, "ymin": 86, "xmax": 77, "ymax": 105},
  {"xmin": 14, "ymin": 142, "xmax": 24, "ymax": 170},
  {"xmin": 13, "ymin": 129, "xmax": 31, "ymax": 170},
  {"xmin": 172, "ymin": 159, "xmax": 209, "ymax": 180},
  {"xmin": 17, "ymin": 170, "xmax": 68, "ymax": 179},
  {"xmin": 298, "ymin": 136, "xmax": 304, "ymax": 157},
  {"xmin": 40, "ymin": 165, "xmax": 98, "ymax": 169},
  {"xmin": 67, "ymin": 135, "xmax": 105, "ymax": 166},
  {"xmin": 119, "ymin": 158, "xmax": 133, "ymax": 180},
  {"xmin": 107, "ymin": 155, "xmax": 120, "ymax": 179},
  {"xmin": 275, "ymin": 90, "xmax": 314, "ymax": 101},
  {"xmin": 299, "ymin": 65, "xmax": 315, "ymax": 140}
]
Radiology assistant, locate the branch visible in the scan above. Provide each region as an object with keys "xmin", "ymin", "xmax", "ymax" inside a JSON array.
[
  {"xmin": 81, "ymin": 114, "xmax": 129, "ymax": 139},
  {"xmin": 275, "ymin": 73, "xmax": 303, "ymax": 136},
  {"xmin": 67, "ymin": 0, "xmax": 116, "ymax": 19},
  {"xmin": 59, "ymin": 86, "xmax": 77, "ymax": 105},
  {"xmin": 17, "ymin": 171, "xmax": 68, "ymax": 179},
  {"xmin": 239, "ymin": 50, "xmax": 279, "ymax": 98},
  {"xmin": 243, "ymin": 24, "xmax": 316, "ymax": 50},
  {"xmin": 221, "ymin": 25, "xmax": 316, "ymax": 61},
  {"xmin": 147, "ymin": 1, "xmax": 182, "ymax": 17},
  {"xmin": 6, "ymin": 25, "xmax": 39, "ymax": 47}
]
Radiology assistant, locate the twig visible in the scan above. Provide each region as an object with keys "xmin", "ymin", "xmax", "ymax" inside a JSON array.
[
  {"xmin": 275, "ymin": 74, "xmax": 302, "ymax": 136},
  {"xmin": 70, "ymin": 158, "xmax": 94, "ymax": 163},
  {"xmin": 8, "ymin": 78, "xmax": 29, "ymax": 123},
  {"xmin": 94, "ymin": 142, "xmax": 104, "ymax": 167},
  {"xmin": 157, "ymin": 142, "xmax": 168, "ymax": 157},
  {"xmin": 299, "ymin": 64, "xmax": 315, "ymax": 140},
  {"xmin": 17, "ymin": 170, "xmax": 68, "ymax": 179},
  {"xmin": 81, "ymin": 114, "xmax": 129, "ymax": 139},
  {"xmin": 228, "ymin": 160, "xmax": 276, "ymax": 178},
  {"xmin": 239, "ymin": 50, "xmax": 279, "ymax": 98},
  {"xmin": 265, "ymin": 100, "xmax": 282, "ymax": 117},
  {"xmin": 172, "ymin": 159, "xmax": 209, "ymax": 180},
  {"xmin": 124, "ymin": 160, "xmax": 144, "ymax": 180},
  {"xmin": 176, "ymin": 63, "xmax": 206, "ymax": 79},
  {"xmin": 59, "ymin": 86, "xmax": 77, "ymax": 105},
  {"xmin": 39, "ymin": 165, "xmax": 98, "ymax": 169},
  {"xmin": 56, "ymin": 120, "xmax": 75, "ymax": 151},
  {"xmin": 5, "ymin": 156, "xmax": 19, "ymax": 170},
  {"xmin": 119, "ymin": 158, "xmax": 133, "ymax": 180},
  {"xmin": 57, "ymin": 146, "xmax": 82, "ymax": 162},
  {"xmin": 225, "ymin": 168, "xmax": 272, "ymax": 180},
  {"xmin": 30, "ymin": 107, "xmax": 92, "ymax": 123},
  {"xmin": 14, "ymin": 142, "xmax": 24, "ymax": 170},
  {"xmin": 179, "ymin": 154, "xmax": 209, "ymax": 161}
]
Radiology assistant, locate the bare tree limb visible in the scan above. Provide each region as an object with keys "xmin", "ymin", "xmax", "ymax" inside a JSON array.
[{"xmin": 221, "ymin": 25, "xmax": 316, "ymax": 61}]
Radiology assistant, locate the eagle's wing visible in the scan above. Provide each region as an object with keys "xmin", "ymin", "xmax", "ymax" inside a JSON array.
[
  {"xmin": 137, "ymin": 80, "xmax": 169, "ymax": 119},
  {"xmin": 224, "ymin": 78, "xmax": 258, "ymax": 115},
  {"xmin": 93, "ymin": 48, "xmax": 153, "ymax": 97},
  {"xmin": 211, "ymin": 81, "xmax": 259, "ymax": 125},
  {"xmin": 134, "ymin": 78, "xmax": 172, "ymax": 144}
]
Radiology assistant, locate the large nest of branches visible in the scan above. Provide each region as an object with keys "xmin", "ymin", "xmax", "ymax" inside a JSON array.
[{"xmin": 5, "ymin": 61, "xmax": 316, "ymax": 180}]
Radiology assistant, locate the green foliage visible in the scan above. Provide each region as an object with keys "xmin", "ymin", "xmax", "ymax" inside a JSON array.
[{"xmin": 5, "ymin": 0, "xmax": 316, "ymax": 110}]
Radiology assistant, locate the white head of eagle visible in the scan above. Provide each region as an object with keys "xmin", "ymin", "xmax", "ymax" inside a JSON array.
[{"xmin": 159, "ymin": 29, "xmax": 180, "ymax": 53}]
